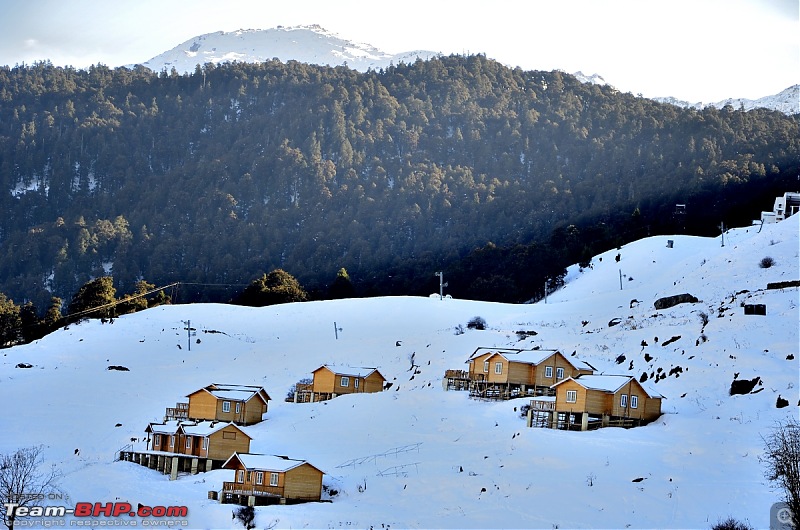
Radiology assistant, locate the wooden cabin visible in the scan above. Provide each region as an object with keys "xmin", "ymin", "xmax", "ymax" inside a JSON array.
[
  {"xmin": 144, "ymin": 420, "xmax": 252, "ymax": 460},
  {"xmin": 221, "ymin": 453, "xmax": 324, "ymax": 505},
  {"xmin": 129, "ymin": 421, "xmax": 252, "ymax": 479},
  {"xmin": 177, "ymin": 421, "xmax": 252, "ymax": 461},
  {"xmin": 294, "ymin": 365, "xmax": 386, "ymax": 403},
  {"xmin": 145, "ymin": 420, "xmax": 185, "ymax": 453},
  {"xmin": 185, "ymin": 383, "xmax": 271, "ymax": 425},
  {"xmin": 539, "ymin": 374, "xmax": 663, "ymax": 430},
  {"xmin": 466, "ymin": 348, "xmax": 594, "ymax": 399}
]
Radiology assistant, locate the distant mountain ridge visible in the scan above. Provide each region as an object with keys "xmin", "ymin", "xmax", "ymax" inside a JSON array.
[
  {"xmin": 137, "ymin": 24, "xmax": 798, "ymax": 115},
  {"xmin": 653, "ymin": 84, "xmax": 799, "ymax": 115},
  {"xmin": 136, "ymin": 24, "xmax": 440, "ymax": 74}
]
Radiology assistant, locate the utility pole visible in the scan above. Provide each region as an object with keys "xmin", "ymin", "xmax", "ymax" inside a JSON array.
[
  {"xmin": 333, "ymin": 322, "xmax": 342, "ymax": 340},
  {"xmin": 719, "ymin": 222, "xmax": 725, "ymax": 247},
  {"xmin": 619, "ymin": 270, "xmax": 624, "ymax": 290},
  {"xmin": 544, "ymin": 279, "xmax": 549, "ymax": 304},
  {"xmin": 435, "ymin": 272, "xmax": 447, "ymax": 300},
  {"xmin": 183, "ymin": 320, "xmax": 196, "ymax": 351}
]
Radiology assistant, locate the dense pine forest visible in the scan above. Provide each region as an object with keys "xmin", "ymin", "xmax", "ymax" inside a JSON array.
[{"xmin": 0, "ymin": 55, "xmax": 798, "ymax": 315}]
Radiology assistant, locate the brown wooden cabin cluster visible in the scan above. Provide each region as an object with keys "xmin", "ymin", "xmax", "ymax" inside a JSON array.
[
  {"xmin": 291, "ymin": 364, "xmax": 387, "ymax": 403},
  {"xmin": 461, "ymin": 348, "xmax": 595, "ymax": 399},
  {"xmin": 446, "ymin": 347, "xmax": 663, "ymax": 430},
  {"xmin": 118, "ymin": 383, "xmax": 326, "ymax": 505}
]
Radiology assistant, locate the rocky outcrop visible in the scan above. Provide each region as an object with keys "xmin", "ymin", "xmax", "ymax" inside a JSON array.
[{"xmin": 654, "ymin": 294, "xmax": 699, "ymax": 310}]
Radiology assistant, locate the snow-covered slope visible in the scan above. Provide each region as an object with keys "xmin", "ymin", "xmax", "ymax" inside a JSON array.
[
  {"xmin": 653, "ymin": 84, "xmax": 800, "ymax": 115},
  {"xmin": 2, "ymin": 216, "xmax": 798, "ymax": 528},
  {"xmin": 136, "ymin": 25, "xmax": 439, "ymax": 74}
]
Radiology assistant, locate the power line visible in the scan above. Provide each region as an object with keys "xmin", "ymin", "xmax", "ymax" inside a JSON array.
[
  {"xmin": 64, "ymin": 282, "xmax": 181, "ymax": 321},
  {"xmin": 2, "ymin": 279, "xmax": 253, "ymax": 346}
]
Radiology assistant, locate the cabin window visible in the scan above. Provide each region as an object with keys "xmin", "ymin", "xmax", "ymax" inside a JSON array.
[
  {"xmin": 235, "ymin": 402, "xmax": 241, "ymax": 414},
  {"xmin": 631, "ymin": 395, "xmax": 639, "ymax": 409},
  {"xmin": 483, "ymin": 361, "xmax": 489, "ymax": 372},
  {"xmin": 169, "ymin": 435, "xmax": 175, "ymax": 447},
  {"xmin": 545, "ymin": 366, "xmax": 553, "ymax": 378},
  {"xmin": 185, "ymin": 436, "xmax": 191, "ymax": 449},
  {"xmin": 255, "ymin": 472, "xmax": 263, "ymax": 485},
  {"xmin": 223, "ymin": 431, "xmax": 237, "ymax": 440},
  {"xmin": 566, "ymin": 390, "xmax": 577, "ymax": 403},
  {"xmin": 621, "ymin": 394, "xmax": 628, "ymax": 408},
  {"xmin": 270, "ymin": 473, "xmax": 279, "ymax": 487},
  {"xmin": 556, "ymin": 367, "xmax": 564, "ymax": 379},
  {"xmin": 247, "ymin": 471, "xmax": 252, "ymax": 482},
  {"xmin": 354, "ymin": 378, "xmax": 359, "ymax": 389},
  {"xmin": 237, "ymin": 470, "xmax": 244, "ymax": 483},
  {"xmin": 341, "ymin": 376, "xmax": 350, "ymax": 387},
  {"xmin": 222, "ymin": 401, "xmax": 231, "ymax": 413},
  {"xmin": 495, "ymin": 362, "xmax": 503, "ymax": 374},
  {"xmin": 154, "ymin": 434, "xmax": 161, "ymax": 446},
  {"xmin": 202, "ymin": 437, "xmax": 208, "ymax": 450}
]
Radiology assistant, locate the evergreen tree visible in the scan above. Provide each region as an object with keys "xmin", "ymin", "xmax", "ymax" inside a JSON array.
[
  {"xmin": 328, "ymin": 268, "xmax": 356, "ymax": 299},
  {"xmin": 43, "ymin": 297, "xmax": 63, "ymax": 329},
  {"xmin": 234, "ymin": 269, "xmax": 307, "ymax": 307},
  {"xmin": 149, "ymin": 289, "xmax": 171, "ymax": 307},
  {"xmin": 67, "ymin": 277, "xmax": 116, "ymax": 318},
  {"xmin": 19, "ymin": 302, "xmax": 42, "ymax": 343},
  {"xmin": 0, "ymin": 294, "xmax": 22, "ymax": 347},
  {"xmin": 118, "ymin": 280, "xmax": 155, "ymax": 314}
]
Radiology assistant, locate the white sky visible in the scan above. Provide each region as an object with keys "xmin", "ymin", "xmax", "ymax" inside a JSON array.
[{"xmin": 0, "ymin": 0, "xmax": 797, "ymax": 102}]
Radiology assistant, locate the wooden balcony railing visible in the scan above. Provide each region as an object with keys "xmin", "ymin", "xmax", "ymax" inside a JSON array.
[
  {"xmin": 165, "ymin": 402, "xmax": 189, "ymax": 421},
  {"xmin": 530, "ymin": 399, "xmax": 556, "ymax": 411},
  {"xmin": 295, "ymin": 383, "xmax": 313, "ymax": 394},
  {"xmin": 222, "ymin": 481, "xmax": 282, "ymax": 498}
]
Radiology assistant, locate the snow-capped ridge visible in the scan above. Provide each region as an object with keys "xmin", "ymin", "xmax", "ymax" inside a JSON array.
[
  {"xmin": 653, "ymin": 84, "xmax": 799, "ymax": 115},
  {"xmin": 137, "ymin": 25, "xmax": 795, "ymax": 114},
  {"xmin": 572, "ymin": 71, "xmax": 608, "ymax": 86},
  {"xmin": 136, "ymin": 25, "xmax": 440, "ymax": 74}
]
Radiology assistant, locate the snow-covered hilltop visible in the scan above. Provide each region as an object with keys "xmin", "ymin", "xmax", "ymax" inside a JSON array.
[
  {"xmin": 135, "ymin": 24, "xmax": 798, "ymax": 115},
  {"xmin": 1, "ymin": 212, "xmax": 797, "ymax": 528},
  {"xmin": 572, "ymin": 71, "xmax": 609, "ymax": 86},
  {"xmin": 653, "ymin": 84, "xmax": 800, "ymax": 115},
  {"xmin": 135, "ymin": 24, "xmax": 439, "ymax": 74}
]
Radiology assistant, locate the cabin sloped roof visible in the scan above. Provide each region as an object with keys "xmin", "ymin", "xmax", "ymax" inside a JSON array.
[
  {"xmin": 145, "ymin": 420, "xmax": 193, "ymax": 435},
  {"xmin": 509, "ymin": 349, "xmax": 562, "ymax": 365},
  {"xmin": 222, "ymin": 452, "xmax": 324, "ymax": 474},
  {"xmin": 466, "ymin": 348, "xmax": 566, "ymax": 366},
  {"xmin": 179, "ymin": 421, "xmax": 252, "ymax": 439},
  {"xmin": 580, "ymin": 360, "xmax": 598, "ymax": 372},
  {"xmin": 466, "ymin": 347, "xmax": 522, "ymax": 360},
  {"xmin": 315, "ymin": 365, "xmax": 384, "ymax": 380},
  {"xmin": 552, "ymin": 375, "xmax": 662, "ymax": 398},
  {"xmin": 187, "ymin": 383, "xmax": 271, "ymax": 403}
]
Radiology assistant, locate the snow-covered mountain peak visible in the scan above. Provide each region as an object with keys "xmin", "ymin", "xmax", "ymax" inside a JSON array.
[
  {"xmin": 653, "ymin": 84, "xmax": 799, "ymax": 115},
  {"xmin": 136, "ymin": 24, "xmax": 796, "ymax": 115},
  {"xmin": 136, "ymin": 25, "xmax": 440, "ymax": 74},
  {"xmin": 572, "ymin": 71, "xmax": 608, "ymax": 86}
]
